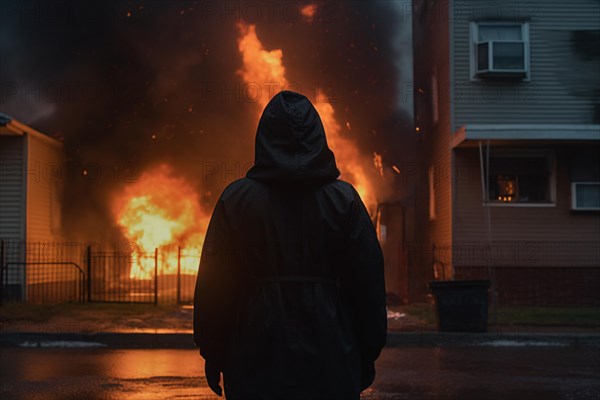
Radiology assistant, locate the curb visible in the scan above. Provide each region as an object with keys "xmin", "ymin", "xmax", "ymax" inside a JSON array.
[
  {"xmin": 386, "ymin": 331, "xmax": 600, "ymax": 348},
  {"xmin": 2, "ymin": 331, "xmax": 600, "ymax": 349},
  {"xmin": 0, "ymin": 332, "xmax": 195, "ymax": 349}
]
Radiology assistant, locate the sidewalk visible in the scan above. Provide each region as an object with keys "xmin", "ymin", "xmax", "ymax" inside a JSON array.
[{"xmin": 1, "ymin": 303, "xmax": 599, "ymax": 348}]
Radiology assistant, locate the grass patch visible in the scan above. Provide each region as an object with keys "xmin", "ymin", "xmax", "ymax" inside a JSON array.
[
  {"xmin": 494, "ymin": 307, "xmax": 600, "ymax": 326},
  {"xmin": 398, "ymin": 304, "xmax": 600, "ymax": 327},
  {"xmin": 4, "ymin": 303, "xmax": 598, "ymax": 327},
  {"xmin": 0, "ymin": 303, "xmax": 179, "ymax": 323}
]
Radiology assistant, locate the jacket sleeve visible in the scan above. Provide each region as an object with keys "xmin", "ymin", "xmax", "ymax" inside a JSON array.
[
  {"xmin": 193, "ymin": 199, "xmax": 239, "ymax": 365},
  {"xmin": 346, "ymin": 187, "xmax": 387, "ymax": 366}
]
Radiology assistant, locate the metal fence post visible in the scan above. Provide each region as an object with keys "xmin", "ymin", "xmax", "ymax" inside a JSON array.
[
  {"xmin": 154, "ymin": 248, "xmax": 158, "ymax": 306},
  {"xmin": 177, "ymin": 246, "xmax": 181, "ymax": 305},
  {"xmin": 87, "ymin": 245, "xmax": 92, "ymax": 303}
]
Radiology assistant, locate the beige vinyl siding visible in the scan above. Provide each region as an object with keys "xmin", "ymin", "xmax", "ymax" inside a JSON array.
[
  {"xmin": 417, "ymin": 0, "xmax": 453, "ymax": 249},
  {"xmin": 413, "ymin": 0, "xmax": 453, "ymax": 298},
  {"xmin": 453, "ymin": 147, "xmax": 600, "ymax": 267},
  {"xmin": 0, "ymin": 136, "xmax": 25, "ymax": 287},
  {"xmin": 0, "ymin": 136, "xmax": 25, "ymax": 242},
  {"xmin": 25, "ymin": 133, "xmax": 63, "ymax": 243},
  {"xmin": 427, "ymin": 130, "xmax": 453, "ymax": 248},
  {"xmin": 25, "ymin": 133, "xmax": 64, "ymax": 285},
  {"xmin": 429, "ymin": 0, "xmax": 453, "ymax": 257},
  {"xmin": 452, "ymin": 0, "xmax": 600, "ymax": 127}
]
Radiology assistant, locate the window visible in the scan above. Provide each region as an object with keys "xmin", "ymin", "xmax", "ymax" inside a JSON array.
[
  {"xmin": 428, "ymin": 165, "xmax": 436, "ymax": 220},
  {"xmin": 470, "ymin": 22, "xmax": 530, "ymax": 80},
  {"xmin": 488, "ymin": 151, "xmax": 555, "ymax": 205},
  {"xmin": 571, "ymin": 182, "xmax": 600, "ymax": 211}
]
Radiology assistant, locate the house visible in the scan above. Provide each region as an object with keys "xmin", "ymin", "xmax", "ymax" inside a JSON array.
[
  {"xmin": 412, "ymin": 0, "xmax": 600, "ymax": 305},
  {"xmin": 0, "ymin": 113, "xmax": 73, "ymax": 302}
]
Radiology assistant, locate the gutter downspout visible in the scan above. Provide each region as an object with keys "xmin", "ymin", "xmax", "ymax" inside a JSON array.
[{"xmin": 479, "ymin": 140, "xmax": 497, "ymax": 323}]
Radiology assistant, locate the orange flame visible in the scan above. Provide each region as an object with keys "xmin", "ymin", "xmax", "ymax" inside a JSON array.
[
  {"xmin": 237, "ymin": 23, "xmax": 377, "ymax": 212},
  {"xmin": 112, "ymin": 164, "xmax": 209, "ymax": 279},
  {"xmin": 237, "ymin": 24, "xmax": 287, "ymax": 110}
]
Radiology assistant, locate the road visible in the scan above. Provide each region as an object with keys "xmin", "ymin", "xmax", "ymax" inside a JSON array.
[{"xmin": 1, "ymin": 345, "xmax": 599, "ymax": 399}]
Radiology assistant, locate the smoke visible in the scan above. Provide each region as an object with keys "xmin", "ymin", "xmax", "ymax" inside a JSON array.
[
  {"xmin": 0, "ymin": 0, "xmax": 416, "ymax": 242},
  {"xmin": 389, "ymin": 0, "xmax": 414, "ymax": 117}
]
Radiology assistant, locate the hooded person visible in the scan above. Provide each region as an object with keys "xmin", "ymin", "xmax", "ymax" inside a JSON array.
[{"xmin": 194, "ymin": 91, "xmax": 386, "ymax": 400}]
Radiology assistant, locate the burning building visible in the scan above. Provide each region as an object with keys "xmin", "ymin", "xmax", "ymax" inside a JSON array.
[{"xmin": 1, "ymin": 1, "xmax": 417, "ymax": 304}]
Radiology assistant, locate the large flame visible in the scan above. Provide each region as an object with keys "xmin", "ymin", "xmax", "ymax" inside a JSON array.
[
  {"xmin": 237, "ymin": 24, "xmax": 287, "ymax": 110},
  {"xmin": 112, "ymin": 23, "xmax": 376, "ymax": 280},
  {"xmin": 314, "ymin": 95, "xmax": 377, "ymax": 210},
  {"xmin": 112, "ymin": 164, "xmax": 209, "ymax": 279},
  {"xmin": 237, "ymin": 23, "xmax": 376, "ymax": 212}
]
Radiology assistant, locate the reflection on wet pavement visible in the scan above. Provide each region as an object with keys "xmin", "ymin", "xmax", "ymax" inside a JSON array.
[
  {"xmin": 0, "ymin": 349, "xmax": 218, "ymax": 400},
  {"xmin": 1, "ymin": 346, "xmax": 599, "ymax": 399}
]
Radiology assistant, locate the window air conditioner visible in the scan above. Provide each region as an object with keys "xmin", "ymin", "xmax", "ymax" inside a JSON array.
[{"xmin": 571, "ymin": 182, "xmax": 600, "ymax": 211}]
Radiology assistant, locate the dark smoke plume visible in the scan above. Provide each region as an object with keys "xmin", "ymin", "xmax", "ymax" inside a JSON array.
[{"xmin": 1, "ymin": 0, "xmax": 415, "ymax": 242}]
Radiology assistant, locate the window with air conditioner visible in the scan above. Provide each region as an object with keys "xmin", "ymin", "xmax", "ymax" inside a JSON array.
[
  {"xmin": 571, "ymin": 182, "xmax": 600, "ymax": 211},
  {"xmin": 471, "ymin": 22, "xmax": 530, "ymax": 79}
]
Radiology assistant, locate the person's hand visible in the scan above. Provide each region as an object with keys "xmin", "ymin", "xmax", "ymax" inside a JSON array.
[{"xmin": 204, "ymin": 359, "xmax": 223, "ymax": 396}]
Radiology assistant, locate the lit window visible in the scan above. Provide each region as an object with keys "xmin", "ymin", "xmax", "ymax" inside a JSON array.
[{"xmin": 488, "ymin": 151, "xmax": 554, "ymax": 204}]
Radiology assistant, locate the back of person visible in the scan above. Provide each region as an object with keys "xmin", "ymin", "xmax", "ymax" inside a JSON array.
[{"xmin": 194, "ymin": 91, "xmax": 387, "ymax": 400}]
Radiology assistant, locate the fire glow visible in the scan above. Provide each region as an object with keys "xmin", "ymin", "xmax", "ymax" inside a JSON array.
[
  {"xmin": 112, "ymin": 164, "xmax": 209, "ymax": 279},
  {"xmin": 112, "ymin": 21, "xmax": 378, "ymax": 279},
  {"xmin": 237, "ymin": 23, "xmax": 377, "ymax": 211}
]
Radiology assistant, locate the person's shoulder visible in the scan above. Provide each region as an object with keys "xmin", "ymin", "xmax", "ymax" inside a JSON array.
[
  {"xmin": 219, "ymin": 177, "xmax": 260, "ymax": 200},
  {"xmin": 327, "ymin": 179, "xmax": 354, "ymax": 191},
  {"xmin": 221, "ymin": 177, "xmax": 252, "ymax": 195},
  {"xmin": 319, "ymin": 179, "xmax": 359, "ymax": 203}
]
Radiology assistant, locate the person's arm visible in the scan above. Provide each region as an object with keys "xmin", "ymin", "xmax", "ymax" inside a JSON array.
[
  {"xmin": 346, "ymin": 187, "xmax": 387, "ymax": 389},
  {"xmin": 194, "ymin": 200, "xmax": 239, "ymax": 386}
]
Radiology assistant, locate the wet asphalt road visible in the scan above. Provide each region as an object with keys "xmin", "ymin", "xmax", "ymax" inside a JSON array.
[{"xmin": 0, "ymin": 346, "xmax": 599, "ymax": 400}]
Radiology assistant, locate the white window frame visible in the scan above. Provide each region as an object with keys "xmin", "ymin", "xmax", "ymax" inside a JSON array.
[
  {"xmin": 487, "ymin": 149, "xmax": 556, "ymax": 207},
  {"xmin": 571, "ymin": 182, "xmax": 600, "ymax": 211},
  {"xmin": 469, "ymin": 21, "xmax": 531, "ymax": 81}
]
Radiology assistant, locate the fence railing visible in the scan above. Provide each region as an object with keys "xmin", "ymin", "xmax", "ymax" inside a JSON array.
[
  {"xmin": 426, "ymin": 240, "xmax": 600, "ymax": 306},
  {"xmin": 0, "ymin": 241, "xmax": 199, "ymax": 305},
  {"xmin": 0, "ymin": 261, "xmax": 85, "ymax": 305},
  {"xmin": 3, "ymin": 239, "xmax": 599, "ymax": 306}
]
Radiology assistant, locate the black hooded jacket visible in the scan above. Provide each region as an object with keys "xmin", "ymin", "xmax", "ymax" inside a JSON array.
[{"xmin": 194, "ymin": 91, "xmax": 387, "ymax": 400}]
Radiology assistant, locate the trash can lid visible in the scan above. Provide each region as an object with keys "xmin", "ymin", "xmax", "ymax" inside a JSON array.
[{"xmin": 428, "ymin": 280, "xmax": 491, "ymax": 290}]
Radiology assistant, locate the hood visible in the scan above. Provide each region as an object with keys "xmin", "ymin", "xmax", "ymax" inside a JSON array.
[{"xmin": 246, "ymin": 91, "xmax": 340, "ymax": 183}]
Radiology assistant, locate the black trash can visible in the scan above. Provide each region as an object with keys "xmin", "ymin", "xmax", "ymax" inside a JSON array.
[{"xmin": 429, "ymin": 280, "xmax": 491, "ymax": 332}]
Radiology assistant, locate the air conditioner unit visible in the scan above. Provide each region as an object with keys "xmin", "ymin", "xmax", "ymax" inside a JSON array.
[
  {"xmin": 476, "ymin": 40, "xmax": 526, "ymax": 78},
  {"xmin": 571, "ymin": 182, "xmax": 600, "ymax": 211}
]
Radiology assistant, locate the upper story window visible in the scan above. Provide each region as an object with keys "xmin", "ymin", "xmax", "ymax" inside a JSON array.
[{"xmin": 470, "ymin": 22, "xmax": 530, "ymax": 80}]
